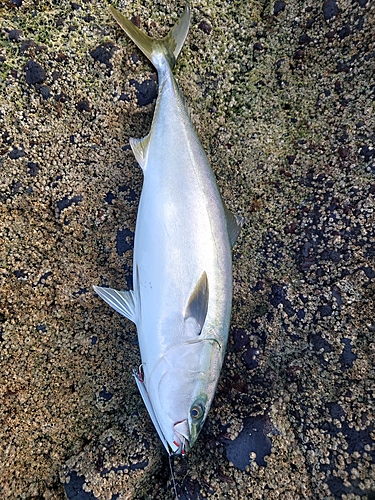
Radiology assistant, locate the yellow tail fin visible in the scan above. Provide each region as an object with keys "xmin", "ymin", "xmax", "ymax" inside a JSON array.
[{"xmin": 109, "ymin": 3, "xmax": 191, "ymax": 69}]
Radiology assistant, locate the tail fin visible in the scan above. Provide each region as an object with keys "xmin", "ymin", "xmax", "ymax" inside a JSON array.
[{"xmin": 109, "ymin": 3, "xmax": 191, "ymax": 69}]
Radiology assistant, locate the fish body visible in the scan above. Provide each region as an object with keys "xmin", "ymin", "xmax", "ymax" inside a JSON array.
[{"xmin": 94, "ymin": 4, "xmax": 242, "ymax": 455}]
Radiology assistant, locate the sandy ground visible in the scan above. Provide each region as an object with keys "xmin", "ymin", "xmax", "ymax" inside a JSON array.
[{"xmin": 1, "ymin": 0, "xmax": 375, "ymax": 498}]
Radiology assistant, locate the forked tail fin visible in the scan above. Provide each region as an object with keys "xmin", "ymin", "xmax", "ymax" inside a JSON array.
[{"xmin": 109, "ymin": 3, "xmax": 191, "ymax": 69}]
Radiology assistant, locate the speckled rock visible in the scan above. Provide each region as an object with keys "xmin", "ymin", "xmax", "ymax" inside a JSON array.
[{"xmin": 1, "ymin": 0, "xmax": 375, "ymax": 499}]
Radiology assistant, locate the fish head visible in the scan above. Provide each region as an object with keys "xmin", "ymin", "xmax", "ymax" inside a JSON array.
[{"xmin": 136, "ymin": 337, "xmax": 223, "ymax": 455}]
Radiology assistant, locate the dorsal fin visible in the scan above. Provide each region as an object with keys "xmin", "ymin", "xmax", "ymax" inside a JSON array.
[
  {"xmin": 184, "ymin": 272, "xmax": 209, "ymax": 331},
  {"xmin": 129, "ymin": 134, "xmax": 150, "ymax": 170}
]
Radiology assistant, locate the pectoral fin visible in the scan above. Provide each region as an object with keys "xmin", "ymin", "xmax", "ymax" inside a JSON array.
[
  {"xmin": 93, "ymin": 285, "xmax": 136, "ymax": 323},
  {"xmin": 184, "ymin": 272, "xmax": 209, "ymax": 333}
]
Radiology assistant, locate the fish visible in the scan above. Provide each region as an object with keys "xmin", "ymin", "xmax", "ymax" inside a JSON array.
[{"xmin": 94, "ymin": 3, "xmax": 242, "ymax": 455}]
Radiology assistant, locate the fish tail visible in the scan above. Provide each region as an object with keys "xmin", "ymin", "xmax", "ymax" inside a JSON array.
[{"xmin": 109, "ymin": 3, "xmax": 191, "ymax": 69}]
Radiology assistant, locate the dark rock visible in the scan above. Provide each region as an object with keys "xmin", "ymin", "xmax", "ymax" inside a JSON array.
[
  {"xmin": 11, "ymin": 181, "xmax": 23, "ymax": 193},
  {"xmin": 8, "ymin": 29, "xmax": 23, "ymax": 41},
  {"xmin": 273, "ymin": 0, "xmax": 286, "ymax": 15},
  {"xmin": 9, "ymin": 147, "xmax": 26, "ymax": 159},
  {"xmin": 71, "ymin": 2, "xmax": 81, "ymax": 10},
  {"xmin": 331, "ymin": 285, "xmax": 343, "ymax": 307},
  {"xmin": 36, "ymin": 324, "xmax": 47, "ymax": 332},
  {"xmin": 359, "ymin": 145, "xmax": 374, "ymax": 162},
  {"xmin": 326, "ymin": 402, "xmax": 345, "ymax": 419},
  {"xmin": 20, "ymin": 39, "xmax": 35, "ymax": 54},
  {"xmin": 40, "ymin": 85, "xmax": 51, "ymax": 99},
  {"xmin": 14, "ymin": 269, "xmax": 26, "ymax": 279},
  {"xmin": 338, "ymin": 25, "xmax": 350, "ymax": 39},
  {"xmin": 253, "ymin": 42, "xmax": 264, "ymax": 51},
  {"xmin": 99, "ymin": 387, "xmax": 113, "ymax": 402},
  {"xmin": 293, "ymin": 49, "xmax": 304, "ymax": 60},
  {"xmin": 284, "ymin": 222, "xmax": 297, "ymax": 234},
  {"xmin": 310, "ymin": 334, "xmax": 333, "ymax": 353},
  {"xmin": 73, "ymin": 288, "xmax": 88, "ymax": 297},
  {"xmin": 243, "ymin": 347, "xmax": 259, "ymax": 370},
  {"xmin": 104, "ymin": 192, "xmax": 115, "ymax": 204},
  {"xmin": 25, "ymin": 60, "xmax": 46, "ymax": 85},
  {"xmin": 37, "ymin": 271, "xmax": 52, "ymax": 286},
  {"xmin": 130, "ymin": 79, "xmax": 157, "ymax": 107},
  {"xmin": 323, "ymin": 0, "xmax": 339, "ymax": 21},
  {"xmin": 130, "ymin": 15, "xmax": 141, "ymax": 28},
  {"xmin": 27, "ymin": 162, "xmax": 40, "ymax": 176},
  {"xmin": 362, "ymin": 266, "xmax": 375, "ymax": 279},
  {"xmin": 119, "ymin": 93, "xmax": 130, "ymax": 101},
  {"xmin": 319, "ymin": 304, "xmax": 332, "ymax": 317},
  {"xmin": 77, "ymin": 99, "xmax": 91, "ymax": 112},
  {"xmin": 116, "ymin": 228, "xmax": 134, "ymax": 255},
  {"xmin": 11, "ymin": 0, "xmax": 22, "ymax": 6},
  {"xmin": 56, "ymin": 195, "xmax": 83, "ymax": 214},
  {"xmin": 224, "ymin": 416, "xmax": 273, "ymax": 469},
  {"xmin": 83, "ymin": 14, "xmax": 95, "ymax": 22},
  {"xmin": 64, "ymin": 471, "xmax": 98, "ymax": 500},
  {"xmin": 269, "ymin": 284, "xmax": 296, "ymax": 317},
  {"xmin": 131, "ymin": 52, "xmax": 140, "ymax": 64},
  {"xmin": 198, "ymin": 20, "xmax": 212, "ymax": 35},
  {"xmin": 297, "ymin": 309, "xmax": 305, "ymax": 319},
  {"xmin": 299, "ymin": 34, "xmax": 311, "ymax": 45},
  {"xmin": 232, "ymin": 328, "xmax": 249, "ymax": 351},
  {"xmin": 339, "ymin": 338, "xmax": 357, "ymax": 369},
  {"xmin": 90, "ymin": 42, "xmax": 118, "ymax": 69}
]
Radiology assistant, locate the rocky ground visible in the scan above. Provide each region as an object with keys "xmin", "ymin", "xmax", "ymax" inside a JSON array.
[{"xmin": 1, "ymin": 0, "xmax": 374, "ymax": 498}]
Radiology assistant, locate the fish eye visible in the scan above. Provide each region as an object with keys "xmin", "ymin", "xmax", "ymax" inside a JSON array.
[{"xmin": 190, "ymin": 403, "xmax": 204, "ymax": 420}]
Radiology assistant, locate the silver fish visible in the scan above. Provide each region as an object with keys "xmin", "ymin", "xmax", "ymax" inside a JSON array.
[{"xmin": 94, "ymin": 3, "xmax": 242, "ymax": 455}]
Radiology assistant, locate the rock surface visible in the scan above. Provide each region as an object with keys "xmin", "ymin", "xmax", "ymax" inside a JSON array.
[{"xmin": 1, "ymin": 0, "xmax": 374, "ymax": 498}]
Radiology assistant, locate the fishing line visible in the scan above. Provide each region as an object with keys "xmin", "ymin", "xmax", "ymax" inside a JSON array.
[{"xmin": 168, "ymin": 454, "xmax": 179, "ymax": 500}]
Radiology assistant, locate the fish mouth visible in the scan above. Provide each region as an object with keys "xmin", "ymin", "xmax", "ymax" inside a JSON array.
[{"xmin": 172, "ymin": 420, "xmax": 190, "ymax": 455}]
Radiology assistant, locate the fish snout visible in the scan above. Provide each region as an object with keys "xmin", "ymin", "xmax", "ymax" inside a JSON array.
[{"xmin": 172, "ymin": 419, "xmax": 190, "ymax": 455}]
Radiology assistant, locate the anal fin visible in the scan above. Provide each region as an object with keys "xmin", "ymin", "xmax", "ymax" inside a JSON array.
[
  {"xmin": 129, "ymin": 134, "xmax": 150, "ymax": 171},
  {"xmin": 224, "ymin": 205, "xmax": 244, "ymax": 248}
]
